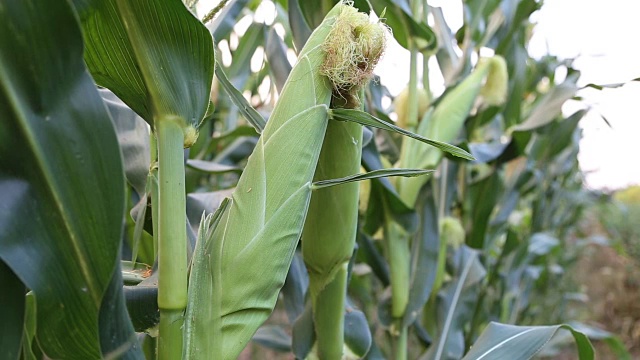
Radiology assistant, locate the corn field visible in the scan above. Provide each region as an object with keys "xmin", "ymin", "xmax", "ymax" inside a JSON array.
[{"xmin": 0, "ymin": 0, "xmax": 632, "ymax": 359}]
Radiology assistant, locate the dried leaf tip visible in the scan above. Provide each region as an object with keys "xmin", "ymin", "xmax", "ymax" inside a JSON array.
[{"xmin": 321, "ymin": 4, "xmax": 388, "ymax": 106}]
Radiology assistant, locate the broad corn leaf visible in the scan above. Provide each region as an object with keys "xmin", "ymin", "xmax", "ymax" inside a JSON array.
[
  {"xmin": 0, "ymin": 0, "xmax": 140, "ymax": 357},
  {"xmin": 73, "ymin": 0, "xmax": 214, "ymax": 130}
]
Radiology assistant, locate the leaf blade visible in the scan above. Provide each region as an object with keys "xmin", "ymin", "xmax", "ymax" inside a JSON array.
[
  {"xmin": 0, "ymin": 1, "xmax": 140, "ymax": 357},
  {"xmin": 215, "ymin": 64, "xmax": 267, "ymax": 133},
  {"xmin": 330, "ymin": 108, "xmax": 475, "ymax": 160},
  {"xmin": 75, "ymin": 0, "xmax": 214, "ymax": 128},
  {"xmin": 462, "ymin": 322, "xmax": 594, "ymax": 360},
  {"xmin": 312, "ymin": 168, "xmax": 433, "ymax": 189}
]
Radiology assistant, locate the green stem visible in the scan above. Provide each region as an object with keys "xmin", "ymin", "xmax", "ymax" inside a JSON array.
[
  {"xmin": 421, "ymin": 0, "xmax": 432, "ymax": 98},
  {"xmin": 405, "ymin": 0, "xmax": 422, "ymax": 130},
  {"xmin": 312, "ymin": 264, "xmax": 348, "ymax": 360},
  {"xmin": 303, "ymin": 118, "xmax": 362, "ymax": 359},
  {"xmin": 406, "ymin": 42, "xmax": 419, "ymax": 130},
  {"xmin": 395, "ymin": 323, "xmax": 408, "ymax": 360},
  {"xmin": 156, "ymin": 119, "xmax": 187, "ymax": 359},
  {"xmin": 395, "ymin": 2, "xmax": 421, "ymax": 351},
  {"xmin": 386, "ymin": 221, "xmax": 410, "ymax": 318},
  {"xmin": 158, "ymin": 309, "xmax": 184, "ymax": 360}
]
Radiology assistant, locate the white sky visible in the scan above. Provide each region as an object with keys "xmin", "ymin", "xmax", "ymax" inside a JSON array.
[
  {"xmin": 204, "ymin": 0, "xmax": 640, "ymax": 190},
  {"xmin": 528, "ymin": 0, "xmax": 640, "ymax": 190}
]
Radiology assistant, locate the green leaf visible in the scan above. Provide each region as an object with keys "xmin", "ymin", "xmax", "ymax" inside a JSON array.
[
  {"xmin": 100, "ymin": 89, "xmax": 150, "ymax": 197},
  {"xmin": 468, "ymin": 141, "xmax": 510, "ymax": 163},
  {"xmin": 512, "ymin": 75, "xmax": 579, "ymax": 131},
  {"xmin": 0, "ymin": 261, "xmax": 24, "ymax": 360},
  {"xmin": 528, "ymin": 110, "xmax": 585, "ymax": 162},
  {"xmin": 462, "ymin": 322, "xmax": 594, "ymax": 360},
  {"xmin": 183, "ymin": 200, "xmax": 231, "ymax": 355},
  {"xmin": 369, "ymin": 0, "xmax": 438, "ymax": 51},
  {"xmin": 288, "ymin": 297, "xmax": 372, "ymax": 358},
  {"xmin": 500, "ymin": 44, "xmax": 528, "ymax": 128},
  {"xmin": 312, "ymin": 168, "xmax": 433, "ymax": 189},
  {"xmin": 299, "ymin": 0, "xmax": 338, "ymax": 29},
  {"xmin": 288, "ymin": 0, "xmax": 313, "ymax": 52},
  {"xmin": 357, "ymin": 231, "xmax": 391, "ymax": 286},
  {"xmin": 186, "ymin": 159, "xmax": 242, "ymax": 174},
  {"xmin": 567, "ymin": 322, "xmax": 630, "ymax": 360},
  {"xmin": 431, "ymin": 7, "xmax": 459, "ymax": 81},
  {"xmin": 465, "ymin": 171, "xmax": 503, "ymax": 249},
  {"xmin": 265, "ymin": 27, "xmax": 293, "ymax": 93},
  {"xmin": 227, "ymin": 22, "xmax": 266, "ymax": 80},
  {"xmin": 21, "ymin": 293, "xmax": 38, "ymax": 360},
  {"xmin": 292, "ymin": 304, "xmax": 315, "ymax": 359},
  {"xmin": 215, "ymin": 64, "xmax": 267, "ymax": 133},
  {"xmin": 361, "ymin": 140, "xmax": 419, "ymax": 233},
  {"xmin": 402, "ymin": 189, "xmax": 439, "ymax": 327},
  {"xmin": 0, "ymin": 0, "xmax": 140, "ymax": 358},
  {"xmin": 252, "ymin": 325, "xmax": 292, "ymax": 352},
  {"xmin": 397, "ymin": 58, "xmax": 499, "ymax": 207},
  {"xmin": 581, "ymin": 77, "xmax": 639, "ymax": 90},
  {"xmin": 344, "ymin": 302, "xmax": 373, "ymax": 357},
  {"xmin": 186, "ymin": 190, "xmax": 234, "ymax": 234},
  {"xmin": 209, "ymin": 0, "xmax": 251, "ymax": 41},
  {"xmin": 424, "ymin": 248, "xmax": 485, "ymax": 360},
  {"xmin": 74, "ymin": 0, "xmax": 214, "ymax": 128},
  {"xmin": 99, "ymin": 264, "xmax": 142, "ymax": 360},
  {"xmin": 281, "ymin": 252, "xmax": 309, "ymax": 323},
  {"xmin": 201, "ymin": 125, "xmax": 259, "ymax": 158},
  {"xmin": 330, "ymin": 108, "xmax": 475, "ymax": 161},
  {"xmin": 212, "ymin": 137, "xmax": 258, "ymax": 166},
  {"xmin": 124, "ymin": 282, "xmax": 160, "ymax": 333}
]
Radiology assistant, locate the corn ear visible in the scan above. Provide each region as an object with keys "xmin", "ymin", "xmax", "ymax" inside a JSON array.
[
  {"xmin": 394, "ymin": 86, "xmax": 431, "ymax": 129},
  {"xmin": 183, "ymin": 4, "xmax": 348, "ymax": 359},
  {"xmin": 300, "ymin": 6, "xmax": 388, "ymax": 359},
  {"xmin": 440, "ymin": 216, "xmax": 465, "ymax": 249},
  {"xmin": 398, "ymin": 56, "xmax": 508, "ymax": 206},
  {"xmin": 479, "ymin": 56, "xmax": 508, "ymax": 106},
  {"xmin": 430, "ymin": 217, "xmax": 465, "ymax": 301}
]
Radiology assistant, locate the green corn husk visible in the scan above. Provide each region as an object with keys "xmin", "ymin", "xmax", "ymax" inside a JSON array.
[
  {"xmin": 301, "ymin": 7, "xmax": 387, "ymax": 359},
  {"xmin": 394, "ymin": 86, "xmax": 431, "ymax": 130},
  {"xmin": 183, "ymin": 4, "xmax": 356, "ymax": 359},
  {"xmin": 398, "ymin": 56, "xmax": 508, "ymax": 207}
]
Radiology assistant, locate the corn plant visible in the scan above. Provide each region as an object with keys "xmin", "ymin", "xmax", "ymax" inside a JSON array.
[{"xmin": 0, "ymin": 0, "xmax": 629, "ymax": 359}]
